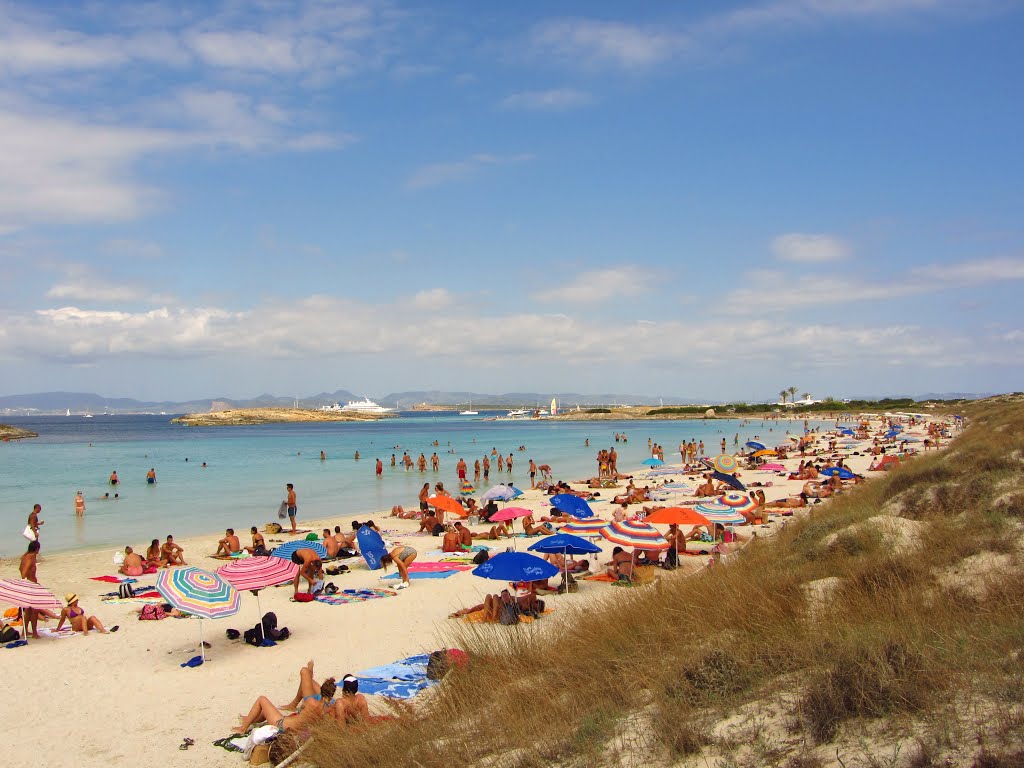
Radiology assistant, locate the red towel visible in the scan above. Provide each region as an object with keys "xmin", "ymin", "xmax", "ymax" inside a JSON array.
[{"xmin": 89, "ymin": 576, "xmax": 125, "ymax": 583}]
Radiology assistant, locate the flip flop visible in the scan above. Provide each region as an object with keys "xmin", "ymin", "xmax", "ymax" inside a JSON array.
[{"xmin": 109, "ymin": 626, "xmax": 120, "ymax": 633}]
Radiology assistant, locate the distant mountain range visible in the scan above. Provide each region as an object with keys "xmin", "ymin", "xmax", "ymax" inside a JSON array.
[{"xmin": 0, "ymin": 389, "xmax": 992, "ymax": 416}]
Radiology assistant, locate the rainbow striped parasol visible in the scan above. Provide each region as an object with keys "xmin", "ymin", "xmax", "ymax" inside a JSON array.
[
  {"xmin": 718, "ymin": 492, "xmax": 755, "ymax": 511},
  {"xmin": 156, "ymin": 567, "xmax": 240, "ymax": 620},
  {"xmin": 600, "ymin": 520, "xmax": 670, "ymax": 550},
  {"xmin": 559, "ymin": 518, "xmax": 609, "ymax": 535},
  {"xmin": 712, "ymin": 454, "xmax": 740, "ymax": 475}
]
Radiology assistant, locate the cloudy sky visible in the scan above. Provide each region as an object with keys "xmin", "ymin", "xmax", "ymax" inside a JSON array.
[{"xmin": 1, "ymin": 0, "xmax": 1022, "ymax": 402}]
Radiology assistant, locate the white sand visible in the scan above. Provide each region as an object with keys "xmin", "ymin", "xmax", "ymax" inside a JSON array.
[{"xmin": 0, "ymin": 416, "xmax": 946, "ymax": 767}]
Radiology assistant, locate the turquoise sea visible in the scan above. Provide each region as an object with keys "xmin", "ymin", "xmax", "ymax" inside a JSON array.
[{"xmin": 0, "ymin": 412, "xmax": 816, "ymax": 557}]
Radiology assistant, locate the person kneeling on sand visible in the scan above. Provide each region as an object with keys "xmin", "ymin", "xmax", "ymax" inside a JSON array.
[
  {"xmin": 234, "ymin": 663, "xmax": 333, "ymax": 735},
  {"xmin": 606, "ymin": 547, "xmax": 634, "ymax": 581},
  {"xmin": 57, "ymin": 594, "xmax": 117, "ymax": 635},
  {"xmin": 119, "ymin": 546, "xmax": 145, "ymax": 576}
]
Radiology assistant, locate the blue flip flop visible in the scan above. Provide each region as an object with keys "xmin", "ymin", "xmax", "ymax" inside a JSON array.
[{"xmin": 180, "ymin": 655, "xmax": 204, "ymax": 668}]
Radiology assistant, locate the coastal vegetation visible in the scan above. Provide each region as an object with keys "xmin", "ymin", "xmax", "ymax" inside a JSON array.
[
  {"xmin": 0, "ymin": 424, "xmax": 37, "ymax": 440},
  {"xmin": 170, "ymin": 408, "xmax": 396, "ymax": 426},
  {"xmin": 303, "ymin": 395, "xmax": 1024, "ymax": 768}
]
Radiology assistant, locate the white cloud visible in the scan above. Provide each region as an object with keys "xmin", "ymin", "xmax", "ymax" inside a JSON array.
[
  {"xmin": 529, "ymin": 19, "xmax": 682, "ymax": 69},
  {"xmin": 500, "ymin": 88, "xmax": 594, "ymax": 111},
  {"xmin": 772, "ymin": 233, "xmax": 849, "ymax": 263},
  {"xmin": 532, "ymin": 267, "xmax": 659, "ymax": 305},
  {"xmin": 412, "ymin": 288, "xmax": 452, "ymax": 311},
  {"xmin": 406, "ymin": 153, "xmax": 533, "ymax": 190},
  {"xmin": 44, "ymin": 265, "xmax": 173, "ymax": 305}
]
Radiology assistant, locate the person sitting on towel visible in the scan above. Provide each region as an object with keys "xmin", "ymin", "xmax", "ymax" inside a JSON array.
[
  {"xmin": 118, "ymin": 546, "xmax": 145, "ymax": 577},
  {"xmin": 234, "ymin": 665, "xmax": 334, "ymax": 735},
  {"xmin": 214, "ymin": 528, "xmax": 241, "ymax": 557}
]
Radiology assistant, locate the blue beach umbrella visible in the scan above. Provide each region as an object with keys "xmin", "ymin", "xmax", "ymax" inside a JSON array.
[
  {"xmin": 549, "ymin": 494, "xmax": 594, "ymax": 519},
  {"xmin": 838, "ymin": 429, "xmax": 855, "ymax": 437},
  {"xmin": 270, "ymin": 539, "xmax": 328, "ymax": 561},
  {"xmin": 745, "ymin": 441, "xmax": 766, "ymax": 451},
  {"xmin": 529, "ymin": 534, "xmax": 602, "ymax": 590},
  {"xmin": 819, "ymin": 467, "xmax": 855, "ymax": 480},
  {"xmin": 472, "ymin": 551, "xmax": 560, "ymax": 583},
  {"xmin": 642, "ymin": 457, "xmax": 664, "ymax": 467},
  {"xmin": 711, "ymin": 470, "xmax": 746, "ymax": 491}
]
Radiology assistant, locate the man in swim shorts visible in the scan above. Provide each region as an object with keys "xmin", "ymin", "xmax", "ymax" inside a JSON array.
[
  {"xmin": 146, "ymin": 468, "xmax": 157, "ymax": 484},
  {"xmin": 286, "ymin": 483, "xmax": 297, "ymax": 532},
  {"xmin": 161, "ymin": 535, "xmax": 186, "ymax": 567},
  {"xmin": 215, "ymin": 528, "xmax": 241, "ymax": 557},
  {"xmin": 291, "ymin": 549, "xmax": 324, "ymax": 596}
]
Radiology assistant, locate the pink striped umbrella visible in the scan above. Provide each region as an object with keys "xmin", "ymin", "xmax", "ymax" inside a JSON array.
[
  {"xmin": 0, "ymin": 578, "xmax": 62, "ymax": 612},
  {"xmin": 217, "ymin": 556, "xmax": 298, "ymax": 592}
]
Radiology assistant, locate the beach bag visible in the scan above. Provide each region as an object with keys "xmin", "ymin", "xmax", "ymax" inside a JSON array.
[
  {"xmin": 432, "ymin": 524, "xmax": 445, "ymax": 537},
  {"xmin": 472, "ymin": 550, "xmax": 490, "ymax": 566},
  {"xmin": 293, "ymin": 592, "xmax": 314, "ymax": 603},
  {"xmin": 22, "ymin": 525, "xmax": 36, "ymax": 542},
  {"xmin": 244, "ymin": 624, "xmax": 264, "ymax": 647},
  {"xmin": 0, "ymin": 624, "xmax": 20, "ymax": 643},
  {"xmin": 277, "ymin": 501, "xmax": 288, "ymax": 520},
  {"xmin": 261, "ymin": 612, "xmax": 288, "ymax": 642},
  {"xmin": 139, "ymin": 604, "xmax": 166, "ymax": 621},
  {"xmin": 118, "ymin": 583, "xmax": 136, "ymax": 599},
  {"xmin": 265, "ymin": 523, "xmax": 282, "ymax": 534}
]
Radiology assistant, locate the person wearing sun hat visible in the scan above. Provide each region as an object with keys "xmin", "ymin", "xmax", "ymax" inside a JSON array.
[{"xmin": 56, "ymin": 593, "xmax": 117, "ymax": 636}]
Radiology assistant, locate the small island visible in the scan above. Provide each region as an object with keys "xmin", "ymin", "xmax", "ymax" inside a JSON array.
[
  {"xmin": 171, "ymin": 408, "xmax": 398, "ymax": 426},
  {"xmin": 0, "ymin": 424, "xmax": 38, "ymax": 440}
]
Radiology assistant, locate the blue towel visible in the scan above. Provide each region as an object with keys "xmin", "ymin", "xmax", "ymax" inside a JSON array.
[{"xmin": 354, "ymin": 653, "xmax": 436, "ymax": 699}]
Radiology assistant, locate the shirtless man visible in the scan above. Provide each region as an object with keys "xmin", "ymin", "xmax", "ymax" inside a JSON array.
[
  {"xmin": 286, "ymin": 483, "xmax": 298, "ymax": 533},
  {"xmin": 215, "ymin": 528, "xmax": 241, "ymax": 557},
  {"xmin": 418, "ymin": 511, "xmax": 439, "ymax": 534},
  {"xmin": 528, "ymin": 459, "xmax": 537, "ymax": 488},
  {"xmin": 160, "ymin": 535, "xmax": 186, "ymax": 567},
  {"xmin": 453, "ymin": 522, "xmax": 473, "ymax": 549},
  {"xmin": 431, "ymin": 453, "xmax": 440, "ymax": 471},
  {"xmin": 27, "ymin": 503, "xmax": 43, "ymax": 541},
  {"xmin": 322, "ymin": 529, "xmax": 341, "ymax": 558},
  {"xmin": 694, "ymin": 475, "xmax": 716, "ymax": 497},
  {"xmin": 291, "ymin": 549, "xmax": 324, "ymax": 596},
  {"xmin": 119, "ymin": 546, "xmax": 146, "ymax": 576},
  {"xmin": 457, "ymin": 457, "xmax": 467, "ymax": 483},
  {"xmin": 20, "ymin": 541, "xmax": 57, "ymax": 638}
]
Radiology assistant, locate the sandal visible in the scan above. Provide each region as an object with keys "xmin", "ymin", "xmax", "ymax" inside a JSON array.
[{"xmin": 179, "ymin": 737, "xmax": 194, "ymax": 750}]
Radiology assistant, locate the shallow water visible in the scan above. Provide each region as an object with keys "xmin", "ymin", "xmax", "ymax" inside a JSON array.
[{"xmin": 0, "ymin": 412, "xmax": 816, "ymax": 556}]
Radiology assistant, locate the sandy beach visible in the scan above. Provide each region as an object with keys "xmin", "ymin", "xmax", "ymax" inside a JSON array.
[{"xmin": 0, "ymin": 415, "xmax": 946, "ymax": 767}]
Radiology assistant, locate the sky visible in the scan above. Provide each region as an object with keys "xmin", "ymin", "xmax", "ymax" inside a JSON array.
[{"xmin": 0, "ymin": 0, "xmax": 1022, "ymax": 403}]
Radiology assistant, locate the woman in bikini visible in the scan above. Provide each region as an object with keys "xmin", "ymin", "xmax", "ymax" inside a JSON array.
[
  {"xmin": 332, "ymin": 675, "xmax": 370, "ymax": 726},
  {"xmin": 234, "ymin": 667, "xmax": 334, "ymax": 735},
  {"xmin": 57, "ymin": 594, "xmax": 116, "ymax": 635},
  {"xmin": 278, "ymin": 661, "xmax": 337, "ymax": 713},
  {"xmin": 380, "ymin": 544, "xmax": 417, "ymax": 589}
]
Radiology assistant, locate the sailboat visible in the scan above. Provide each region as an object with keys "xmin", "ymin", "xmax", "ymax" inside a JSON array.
[
  {"xmin": 459, "ymin": 398, "xmax": 478, "ymax": 416},
  {"xmin": 550, "ymin": 397, "xmax": 557, "ymax": 416}
]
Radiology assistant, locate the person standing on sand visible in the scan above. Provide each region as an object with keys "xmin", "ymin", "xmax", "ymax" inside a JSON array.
[
  {"xmin": 528, "ymin": 459, "xmax": 537, "ymax": 488},
  {"xmin": 20, "ymin": 541, "xmax": 57, "ymax": 638},
  {"xmin": 286, "ymin": 483, "xmax": 298, "ymax": 532},
  {"xmin": 74, "ymin": 492, "xmax": 85, "ymax": 517},
  {"xmin": 27, "ymin": 503, "xmax": 43, "ymax": 540}
]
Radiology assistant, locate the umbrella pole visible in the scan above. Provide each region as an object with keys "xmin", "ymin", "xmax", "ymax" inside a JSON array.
[{"xmin": 200, "ymin": 619, "xmax": 205, "ymax": 664}]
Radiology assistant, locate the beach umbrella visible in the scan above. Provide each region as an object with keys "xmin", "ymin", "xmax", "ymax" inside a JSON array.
[
  {"xmin": 601, "ymin": 520, "xmax": 670, "ymax": 551},
  {"xmin": 481, "ymin": 484, "xmax": 517, "ymax": 502},
  {"xmin": 217, "ymin": 556, "xmax": 298, "ymax": 617},
  {"xmin": 642, "ymin": 457, "xmax": 664, "ymax": 467},
  {"xmin": 472, "ymin": 551, "xmax": 560, "ymax": 584},
  {"xmin": 528, "ymin": 533, "xmax": 602, "ymax": 590},
  {"xmin": 711, "ymin": 470, "xmax": 746, "ymax": 491},
  {"xmin": 459, "ymin": 480, "xmax": 476, "ymax": 495},
  {"xmin": 487, "ymin": 506, "xmax": 533, "ymax": 549},
  {"xmin": 712, "ymin": 454, "xmax": 739, "ymax": 475},
  {"xmin": 428, "ymin": 495, "xmax": 466, "ymax": 518},
  {"xmin": 269, "ymin": 539, "xmax": 328, "ymax": 562},
  {"xmin": 745, "ymin": 441, "xmax": 766, "ymax": 451},
  {"xmin": 559, "ymin": 518, "xmax": 610, "ymax": 536},
  {"xmin": 0, "ymin": 578, "xmax": 62, "ymax": 645},
  {"xmin": 549, "ymin": 494, "xmax": 594, "ymax": 519},
  {"xmin": 820, "ymin": 467, "xmax": 855, "ymax": 480},
  {"xmin": 156, "ymin": 567, "xmax": 240, "ymax": 663},
  {"xmin": 693, "ymin": 506, "xmax": 748, "ymax": 526},
  {"xmin": 752, "ymin": 449, "xmax": 778, "ymax": 458},
  {"xmin": 643, "ymin": 507, "xmax": 712, "ymax": 527},
  {"xmin": 839, "ymin": 428, "xmax": 855, "ymax": 436}
]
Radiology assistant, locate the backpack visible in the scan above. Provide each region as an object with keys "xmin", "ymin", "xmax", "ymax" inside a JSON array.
[
  {"xmin": 0, "ymin": 624, "xmax": 20, "ymax": 643},
  {"xmin": 244, "ymin": 623, "xmax": 264, "ymax": 646},
  {"xmin": 139, "ymin": 604, "xmax": 166, "ymax": 621},
  {"xmin": 432, "ymin": 524, "xmax": 445, "ymax": 537},
  {"xmin": 472, "ymin": 550, "xmax": 490, "ymax": 566},
  {"xmin": 118, "ymin": 583, "xmax": 136, "ymax": 599}
]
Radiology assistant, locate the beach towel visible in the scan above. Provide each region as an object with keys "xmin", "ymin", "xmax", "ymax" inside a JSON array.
[
  {"xmin": 90, "ymin": 575, "xmax": 137, "ymax": 583},
  {"xmin": 38, "ymin": 627, "xmax": 78, "ymax": 639},
  {"xmin": 353, "ymin": 653, "xmax": 436, "ymax": 699},
  {"xmin": 381, "ymin": 571, "xmax": 458, "ymax": 580},
  {"xmin": 101, "ymin": 591, "xmax": 165, "ymax": 605},
  {"xmin": 407, "ymin": 562, "xmax": 473, "ymax": 572},
  {"xmin": 460, "ymin": 608, "xmax": 551, "ymax": 624},
  {"xmin": 314, "ymin": 588, "xmax": 397, "ymax": 606},
  {"xmin": 585, "ymin": 573, "xmax": 620, "ymax": 582}
]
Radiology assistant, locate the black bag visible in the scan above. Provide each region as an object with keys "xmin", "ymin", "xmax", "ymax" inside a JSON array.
[
  {"xmin": 118, "ymin": 583, "xmax": 136, "ymax": 599},
  {"xmin": 0, "ymin": 624, "xmax": 20, "ymax": 643},
  {"xmin": 472, "ymin": 550, "xmax": 490, "ymax": 565},
  {"xmin": 432, "ymin": 524, "xmax": 445, "ymax": 536},
  {"xmin": 261, "ymin": 611, "xmax": 289, "ymax": 642},
  {"xmin": 244, "ymin": 624, "xmax": 264, "ymax": 647}
]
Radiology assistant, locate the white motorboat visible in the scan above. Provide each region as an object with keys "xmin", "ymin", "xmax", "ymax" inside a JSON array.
[
  {"xmin": 506, "ymin": 408, "xmax": 529, "ymax": 418},
  {"xmin": 340, "ymin": 397, "xmax": 394, "ymax": 414},
  {"xmin": 459, "ymin": 399, "xmax": 478, "ymax": 416}
]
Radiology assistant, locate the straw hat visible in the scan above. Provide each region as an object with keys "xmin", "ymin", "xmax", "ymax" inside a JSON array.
[{"xmin": 65, "ymin": 593, "xmax": 78, "ymax": 605}]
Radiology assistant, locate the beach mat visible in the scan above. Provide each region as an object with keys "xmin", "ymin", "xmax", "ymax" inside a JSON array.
[
  {"xmin": 314, "ymin": 589, "xmax": 397, "ymax": 605},
  {"xmin": 585, "ymin": 573, "xmax": 620, "ymax": 582},
  {"xmin": 460, "ymin": 608, "xmax": 552, "ymax": 624},
  {"xmin": 407, "ymin": 562, "xmax": 473, "ymax": 572},
  {"xmin": 353, "ymin": 653, "xmax": 435, "ymax": 699},
  {"xmin": 381, "ymin": 571, "xmax": 458, "ymax": 580}
]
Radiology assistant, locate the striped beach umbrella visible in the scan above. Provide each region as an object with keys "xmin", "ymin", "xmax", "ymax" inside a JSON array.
[
  {"xmin": 712, "ymin": 454, "xmax": 740, "ymax": 475},
  {"xmin": 560, "ymin": 518, "xmax": 609, "ymax": 536},
  {"xmin": 643, "ymin": 507, "xmax": 711, "ymax": 527},
  {"xmin": 601, "ymin": 520, "xmax": 670, "ymax": 550},
  {"xmin": 0, "ymin": 578, "xmax": 62, "ymax": 612},
  {"xmin": 718, "ymin": 492, "xmax": 755, "ymax": 511},
  {"xmin": 269, "ymin": 539, "xmax": 328, "ymax": 562},
  {"xmin": 459, "ymin": 480, "xmax": 476, "ymax": 495},
  {"xmin": 217, "ymin": 555, "xmax": 298, "ymax": 592},
  {"xmin": 695, "ymin": 499, "xmax": 749, "ymax": 526},
  {"xmin": 156, "ymin": 567, "xmax": 240, "ymax": 663}
]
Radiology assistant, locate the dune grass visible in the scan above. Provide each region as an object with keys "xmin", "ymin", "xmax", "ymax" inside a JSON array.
[{"xmin": 304, "ymin": 397, "xmax": 1024, "ymax": 768}]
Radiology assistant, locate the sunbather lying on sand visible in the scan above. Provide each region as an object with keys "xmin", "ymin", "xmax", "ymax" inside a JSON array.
[
  {"xmin": 765, "ymin": 492, "xmax": 809, "ymax": 508},
  {"xmin": 449, "ymin": 589, "xmax": 516, "ymax": 621},
  {"xmin": 234, "ymin": 662, "xmax": 334, "ymax": 734},
  {"xmin": 521, "ymin": 515, "xmax": 554, "ymax": 535}
]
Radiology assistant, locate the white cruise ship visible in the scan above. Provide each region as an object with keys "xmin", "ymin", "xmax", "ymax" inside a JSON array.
[{"xmin": 340, "ymin": 397, "xmax": 394, "ymax": 413}]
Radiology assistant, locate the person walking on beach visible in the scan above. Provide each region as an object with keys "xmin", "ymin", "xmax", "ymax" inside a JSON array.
[
  {"xmin": 74, "ymin": 491, "xmax": 85, "ymax": 517},
  {"xmin": 528, "ymin": 459, "xmax": 537, "ymax": 488},
  {"xmin": 286, "ymin": 483, "xmax": 298, "ymax": 532},
  {"xmin": 27, "ymin": 504, "xmax": 43, "ymax": 540}
]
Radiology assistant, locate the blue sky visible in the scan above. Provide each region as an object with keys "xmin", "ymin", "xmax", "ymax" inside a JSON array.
[{"xmin": 0, "ymin": 0, "xmax": 1022, "ymax": 402}]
